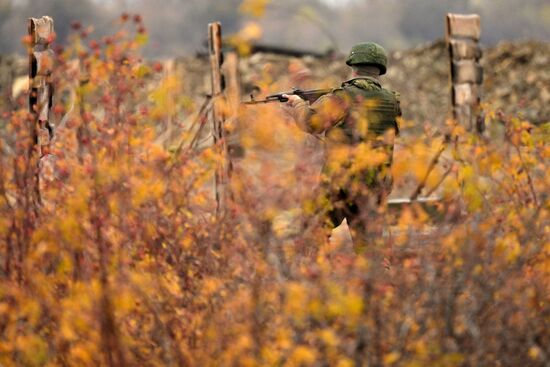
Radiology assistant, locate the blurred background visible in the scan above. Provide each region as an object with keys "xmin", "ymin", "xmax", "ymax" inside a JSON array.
[{"xmin": 1, "ymin": 0, "xmax": 549, "ymax": 56}]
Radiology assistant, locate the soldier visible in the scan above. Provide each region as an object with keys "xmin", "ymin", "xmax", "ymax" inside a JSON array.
[{"xmin": 284, "ymin": 42, "xmax": 401, "ymax": 250}]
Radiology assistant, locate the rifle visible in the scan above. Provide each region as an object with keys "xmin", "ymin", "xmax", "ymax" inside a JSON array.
[{"xmin": 243, "ymin": 88, "xmax": 332, "ymax": 105}]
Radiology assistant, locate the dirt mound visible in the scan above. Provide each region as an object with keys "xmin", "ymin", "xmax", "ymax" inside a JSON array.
[
  {"xmin": 483, "ymin": 40, "xmax": 549, "ymax": 124},
  {"xmin": 1, "ymin": 40, "xmax": 548, "ymax": 126},
  {"xmin": 385, "ymin": 41, "xmax": 450, "ymax": 128},
  {"xmin": 387, "ymin": 39, "xmax": 549, "ymax": 127}
]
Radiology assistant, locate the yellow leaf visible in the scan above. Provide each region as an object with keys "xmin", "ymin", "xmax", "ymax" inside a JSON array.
[
  {"xmin": 495, "ymin": 233, "xmax": 521, "ymax": 263},
  {"xmin": 135, "ymin": 32, "xmax": 148, "ymax": 46},
  {"xmin": 383, "ymin": 351, "xmax": 401, "ymax": 365},
  {"xmin": 319, "ymin": 329, "xmax": 338, "ymax": 347},
  {"xmin": 15, "ymin": 335, "xmax": 48, "ymax": 366},
  {"xmin": 239, "ymin": 21, "xmax": 263, "ymax": 40},
  {"xmin": 529, "ymin": 346, "xmax": 541, "ymax": 360},
  {"xmin": 336, "ymin": 358, "xmax": 354, "ymax": 367},
  {"xmin": 239, "ymin": 0, "xmax": 270, "ymax": 17},
  {"xmin": 70, "ymin": 345, "xmax": 93, "ymax": 364},
  {"xmin": 288, "ymin": 346, "xmax": 316, "ymax": 366},
  {"xmin": 285, "ymin": 283, "xmax": 308, "ymax": 321}
]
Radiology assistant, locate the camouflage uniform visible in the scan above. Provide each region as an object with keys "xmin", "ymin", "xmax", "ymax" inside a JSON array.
[{"xmin": 291, "ymin": 43, "xmax": 401, "ymax": 246}]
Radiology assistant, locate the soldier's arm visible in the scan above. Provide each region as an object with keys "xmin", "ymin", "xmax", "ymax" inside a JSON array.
[{"xmin": 287, "ymin": 92, "xmax": 349, "ymax": 134}]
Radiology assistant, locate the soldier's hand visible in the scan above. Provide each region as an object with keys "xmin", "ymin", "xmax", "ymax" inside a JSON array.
[{"xmin": 282, "ymin": 94, "xmax": 305, "ymax": 107}]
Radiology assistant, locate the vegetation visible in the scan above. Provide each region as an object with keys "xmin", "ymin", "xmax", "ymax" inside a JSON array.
[{"xmin": 0, "ymin": 9, "xmax": 549, "ymax": 367}]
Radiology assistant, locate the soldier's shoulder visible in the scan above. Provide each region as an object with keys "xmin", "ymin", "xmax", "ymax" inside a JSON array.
[
  {"xmin": 342, "ymin": 78, "xmax": 382, "ymax": 93},
  {"xmin": 383, "ymin": 88, "xmax": 400, "ymax": 103}
]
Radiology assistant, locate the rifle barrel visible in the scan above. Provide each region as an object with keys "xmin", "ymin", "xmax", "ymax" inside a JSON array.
[{"xmin": 242, "ymin": 99, "xmax": 277, "ymax": 105}]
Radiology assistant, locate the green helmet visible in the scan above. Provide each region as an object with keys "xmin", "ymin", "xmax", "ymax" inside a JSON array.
[{"xmin": 346, "ymin": 42, "xmax": 388, "ymax": 75}]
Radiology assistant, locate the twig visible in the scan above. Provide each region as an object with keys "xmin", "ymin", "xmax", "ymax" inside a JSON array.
[
  {"xmin": 179, "ymin": 96, "xmax": 212, "ymax": 154},
  {"xmin": 424, "ymin": 164, "xmax": 453, "ymax": 198},
  {"xmin": 167, "ymin": 96, "xmax": 213, "ymax": 173},
  {"xmin": 410, "ymin": 136, "xmax": 450, "ymax": 201},
  {"xmin": 514, "ymin": 144, "xmax": 539, "ymax": 207}
]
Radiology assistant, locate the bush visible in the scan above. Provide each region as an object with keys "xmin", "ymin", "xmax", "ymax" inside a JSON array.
[{"xmin": 0, "ymin": 17, "xmax": 548, "ymax": 367}]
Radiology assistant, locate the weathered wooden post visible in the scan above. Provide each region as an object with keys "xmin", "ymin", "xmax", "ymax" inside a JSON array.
[
  {"xmin": 28, "ymin": 16, "xmax": 55, "ymax": 157},
  {"xmin": 26, "ymin": 16, "xmax": 55, "ymax": 201},
  {"xmin": 208, "ymin": 22, "xmax": 231, "ymax": 216},
  {"xmin": 445, "ymin": 14, "xmax": 483, "ymax": 132}
]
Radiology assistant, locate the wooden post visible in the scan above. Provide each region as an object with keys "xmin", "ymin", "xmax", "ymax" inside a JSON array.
[
  {"xmin": 208, "ymin": 22, "xmax": 230, "ymax": 216},
  {"xmin": 27, "ymin": 16, "xmax": 55, "ymax": 201},
  {"xmin": 28, "ymin": 16, "xmax": 55, "ymax": 156},
  {"xmin": 445, "ymin": 14, "xmax": 483, "ymax": 132}
]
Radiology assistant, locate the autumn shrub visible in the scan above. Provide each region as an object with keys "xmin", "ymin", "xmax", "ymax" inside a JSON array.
[{"xmin": 0, "ymin": 15, "xmax": 548, "ymax": 367}]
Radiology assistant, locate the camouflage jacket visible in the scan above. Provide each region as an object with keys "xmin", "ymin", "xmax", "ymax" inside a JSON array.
[
  {"xmin": 293, "ymin": 77, "xmax": 401, "ymax": 145},
  {"xmin": 292, "ymin": 77, "xmax": 401, "ymax": 186}
]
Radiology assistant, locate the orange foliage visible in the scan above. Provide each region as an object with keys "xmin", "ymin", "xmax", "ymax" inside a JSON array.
[{"xmin": 0, "ymin": 13, "xmax": 548, "ymax": 367}]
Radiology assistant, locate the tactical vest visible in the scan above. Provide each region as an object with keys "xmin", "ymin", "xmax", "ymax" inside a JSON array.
[{"xmin": 327, "ymin": 77, "xmax": 400, "ymax": 145}]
